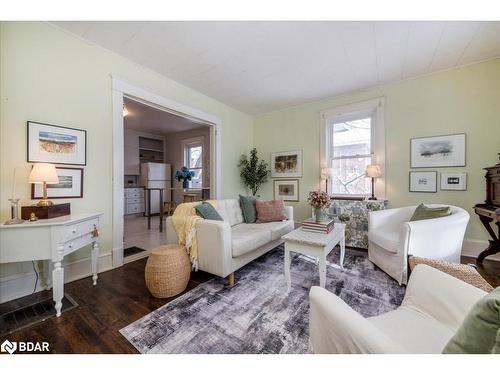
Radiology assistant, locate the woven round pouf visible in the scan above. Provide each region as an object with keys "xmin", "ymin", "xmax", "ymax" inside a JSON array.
[{"xmin": 145, "ymin": 244, "xmax": 191, "ymax": 298}]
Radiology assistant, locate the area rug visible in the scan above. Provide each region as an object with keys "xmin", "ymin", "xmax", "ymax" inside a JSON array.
[{"xmin": 120, "ymin": 246, "xmax": 405, "ymax": 354}]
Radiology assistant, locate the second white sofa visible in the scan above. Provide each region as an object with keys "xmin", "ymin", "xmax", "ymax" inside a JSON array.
[{"xmin": 166, "ymin": 199, "xmax": 294, "ymax": 284}]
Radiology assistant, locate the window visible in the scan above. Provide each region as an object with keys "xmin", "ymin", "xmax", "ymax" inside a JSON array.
[
  {"xmin": 184, "ymin": 141, "xmax": 203, "ymax": 189},
  {"xmin": 321, "ymin": 98, "xmax": 385, "ymax": 198}
]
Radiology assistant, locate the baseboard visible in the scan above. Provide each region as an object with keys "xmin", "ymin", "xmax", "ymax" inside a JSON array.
[
  {"xmin": 0, "ymin": 252, "xmax": 113, "ymax": 304},
  {"xmin": 462, "ymin": 239, "xmax": 500, "ymax": 262}
]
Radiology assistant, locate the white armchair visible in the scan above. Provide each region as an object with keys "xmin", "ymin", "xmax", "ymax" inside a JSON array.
[
  {"xmin": 368, "ymin": 205, "xmax": 469, "ymax": 284},
  {"xmin": 309, "ymin": 264, "xmax": 486, "ymax": 354}
]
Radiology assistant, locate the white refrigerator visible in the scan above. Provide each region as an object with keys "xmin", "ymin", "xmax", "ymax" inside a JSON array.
[{"xmin": 139, "ymin": 162, "xmax": 171, "ymax": 215}]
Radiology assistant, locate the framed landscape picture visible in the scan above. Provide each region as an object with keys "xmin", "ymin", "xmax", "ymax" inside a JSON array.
[
  {"xmin": 441, "ymin": 172, "xmax": 467, "ymax": 191},
  {"xmin": 271, "ymin": 150, "xmax": 302, "ymax": 177},
  {"xmin": 274, "ymin": 179, "xmax": 299, "ymax": 202},
  {"xmin": 27, "ymin": 121, "xmax": 87, "ymax": 165},
  {"xmin": 410, "ymin": 133, "xmax": 465, "ymax": 168},
  {"xmin": 409, "ymin": 171, "xmax": 437, "ymax": 193},
  {"xmin": 32, "ymin": 167, "xmax": 84, "ymax": 199}
]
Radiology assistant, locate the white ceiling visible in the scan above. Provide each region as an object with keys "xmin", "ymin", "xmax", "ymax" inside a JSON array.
[
  {"xmin": 123, "ymin": 97, "xmax": 206, "ymax": 134},
  {"xmin": 54, "ymin": 21, "xmax": 500, "ymax": 115}
]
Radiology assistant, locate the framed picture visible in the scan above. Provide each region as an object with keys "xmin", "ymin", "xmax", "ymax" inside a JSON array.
[
  {"xmin": 410, "ymin": 133, "xmax": 465, "ymax": 168},
  {"xmin": 27, "ymin": 121, "xmax": 87, "ymax": 165},
  {"xmin": 274, "ymin": 179, "xmax": 299, "ymax": 202},
  {"xmin": 32, "ymin": 167, "xmax": 84, "ymax": 199},
  {"xmin": 271, "ymin": 150, "xmax": 302, "ymax": 178},
  {"xmin": 409, "ymin": 171, "xmax": 437, "ymax": 193},
  {"xmin": 441, "ymin": 172, "xmax": 467, "ymax": 191}
]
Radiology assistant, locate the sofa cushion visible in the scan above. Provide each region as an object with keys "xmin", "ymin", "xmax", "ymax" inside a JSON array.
[
  {"xmin": 261, "ymin": 220, "xmax": 294, "ymax": 241},
  {"xmin": 255, "ymin": 199, "xmax": 288, "ymax": 223},
  {"xmin": 231, "ymin": 224, "xmax": 272, "ymax": 257},
  {"xmin": 368, "ymin": 229, "xmax": 399, "ymax": 254},
  {"xmin": 215, "ymin": 199, "xmax": 244, "ymax": 226},
  {"xmin": 239, "ymin": 195, "xmax": 257, "ymax": 223},
  {"xmin": 195, "ymin": 202, "xmax": 223, "ymax": 221}
]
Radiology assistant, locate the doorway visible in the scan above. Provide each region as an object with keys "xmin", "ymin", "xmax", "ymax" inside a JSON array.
[{"xmin": 111, "ymin": 78, "xmax": 221, "ymax": 268}]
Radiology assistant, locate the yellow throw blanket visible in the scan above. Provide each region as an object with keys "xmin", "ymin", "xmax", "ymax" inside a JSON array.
[{"xmin": 171, "ymin": 200, "xmax": 217, "ymax": 271}]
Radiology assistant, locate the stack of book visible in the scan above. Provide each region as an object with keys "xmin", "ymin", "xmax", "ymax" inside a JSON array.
[{"xmin": 301, "ymin": 218, "xmax": 335, "ymax": 234}]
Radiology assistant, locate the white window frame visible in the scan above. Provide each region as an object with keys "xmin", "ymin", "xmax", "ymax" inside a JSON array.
[
  {"xmin": 182, "ymin": 136, "xmax": 204, "ymax": 189},
  {"xmin": 320, "ymin": 97, "xmax": 385, "ymax": 199}
]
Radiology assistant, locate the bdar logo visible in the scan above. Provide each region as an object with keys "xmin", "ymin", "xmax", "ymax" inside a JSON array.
[{"xmin": 1, "ymin": 339, "xmax": 17, "ymax": 354}]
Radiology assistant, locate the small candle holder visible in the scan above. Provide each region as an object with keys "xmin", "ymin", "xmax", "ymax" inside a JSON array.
[{"xmin": 4, "ymin": 198, "xmax": 24, "ymax": 225}]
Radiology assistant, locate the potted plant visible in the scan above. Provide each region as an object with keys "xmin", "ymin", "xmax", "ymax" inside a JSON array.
[
  {"xmin": 307, "ymin": 190, "xmax": 331, "ymax": 222},
  {"xmin": 175, "ymin": 166, "xmax": 195, "ymax": 189},
  {"xmin": 238, "ymin": 148, "xmax": 270, "ymax": 196}
]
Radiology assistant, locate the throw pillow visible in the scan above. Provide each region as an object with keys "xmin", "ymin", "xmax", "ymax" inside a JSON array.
[
  {"xmin": 442, "ymin": 287, "xmax": 500, "ymax": 354},
  {"xmin": 239, "ymin": 195, "xmax": 257, "ymax": 223},
  {"xmin": 255, "ymin": 199, "xmax": 288, "ymax": 223},
  {"xmin": 195, "ymin": 202, "xmax": 223, "ymax": 221},
  {"xmin": 410, "ymin": 203, "xmax": 451, "ymax": 221}
]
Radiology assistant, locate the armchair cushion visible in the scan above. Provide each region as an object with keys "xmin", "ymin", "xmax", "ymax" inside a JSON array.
[
  {"xmin": 410, "ymin": 203, "xmax": 451, "ymax": 222},
  {"xmin": 443, "ymin": 287, "xmax": 500, "ymax": 354},
  {"xmin": 368, "ymin": 229, "xmax": 399, "ymax": 254}
]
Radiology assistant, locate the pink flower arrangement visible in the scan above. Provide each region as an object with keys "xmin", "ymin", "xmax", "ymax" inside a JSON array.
[{"xmin": 307, "ymin": 190, "xmax": 331, "ymax": 209}]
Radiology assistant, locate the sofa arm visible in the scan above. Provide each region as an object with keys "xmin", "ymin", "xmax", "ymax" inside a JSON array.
[
  {"xmin": 285, "ymin": 206, "xmax": 294, "ymax": 222},
  {"xmin": 309, "ymin": 286, "xmax": 405, "ymax": 354},
  {"xmin": 195, "ymin": 219, "xmax": 233, "ymax": 278},
  {"xmin": 403, "ymin": 264, "xmax": 486, "ymax": 330}
]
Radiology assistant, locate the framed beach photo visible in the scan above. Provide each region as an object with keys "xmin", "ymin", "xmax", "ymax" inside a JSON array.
[
  {"xmin": 274, "ymin": 179, "xmax": 299, "ymax": 202},
  {"xmin": 410, "ymin": 133, "xmax": 465, "ymax": 168},
  {"xmin": 32, "ymin": 167, "xmax": 84, "ymax": 199},
  {"xmin": 27, "ymin": 121, "xmax": 87, "ymax": 165},
  {"xmin": 271, "ymin": 150, "xmax": 302, "ymax": 178},
  {"xmin": 409, "ymin": 171, "xmax": 437, "ymax": 193},
  {"xmin": 441, "ymin": 172, "xmax": 467, "ymax": 191}
]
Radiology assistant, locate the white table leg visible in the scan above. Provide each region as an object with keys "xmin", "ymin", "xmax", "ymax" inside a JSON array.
[
  {"xmin": 284, "ymin": 244, "xmax": 291, "ymax": 293},
  {"xmin": 340, "ymin": 232, "xmax": 345, "ymax": 270},
  {"xmin": 91, "ymin": 240, "xmax": 99, "ymax": 286},
  {"xmin": 52, "ymin": 261, "xmax": 64, "ymax": 317},
  {"xmin": 318, "ymin": 255, "xmax": 327, "ymax": 288}
]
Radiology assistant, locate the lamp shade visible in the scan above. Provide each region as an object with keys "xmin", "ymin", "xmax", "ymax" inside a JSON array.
[
  {"xmin": 28, "ymin": 163, "xmax": 59, "ymax": 184},
  {"xmin": 321, "ymin": 167, "xmax": 334, "ymax": 179},
  {"xmin": 365, "ymin": 164, "xmax": 382, "ymax": 178}
]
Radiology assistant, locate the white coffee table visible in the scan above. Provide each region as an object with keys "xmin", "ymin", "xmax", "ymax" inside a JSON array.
[{"xmin": 282, "ymin": 223, "xmax": 345, "ymax": 292}]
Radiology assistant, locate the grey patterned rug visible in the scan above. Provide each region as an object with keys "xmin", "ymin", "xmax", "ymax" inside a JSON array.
[{"xmin": 120, "ymin": 245, "xmax": 405, "ymax": 354}]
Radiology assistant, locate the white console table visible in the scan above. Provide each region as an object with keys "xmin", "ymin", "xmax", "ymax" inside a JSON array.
[{"xmin": 0, "ymin": 213, "xmax": 102, "ymax": 316}]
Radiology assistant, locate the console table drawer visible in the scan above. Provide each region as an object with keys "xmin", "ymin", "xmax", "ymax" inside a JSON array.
[{"xmin": 64, "ymin": 217, "xmax": 99, "ymax": 241}]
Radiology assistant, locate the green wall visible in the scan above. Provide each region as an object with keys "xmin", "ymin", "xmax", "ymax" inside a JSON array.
[
  {"xmin": 0, "ymin": 22, "xmax": 253, "ymax": 277},
  {"xmin": 254, "ymin": 59, "xmax": 500, "ymax": 242}
]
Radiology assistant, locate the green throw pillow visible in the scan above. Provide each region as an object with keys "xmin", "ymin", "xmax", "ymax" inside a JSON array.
[
  {"xmin": 410, "ymin": 203, "xmax": 451, "ymax": 221},
  {"xmin": 239, "ymin": 195, "xmax": 257, "ymax": 223},
  {"xmin": 195, "ymin": 202, "xmax": 223, "ymax": 221},
  {"xmin": 442, "ymin": 287, "xmax": 500, "ymax": 354}
]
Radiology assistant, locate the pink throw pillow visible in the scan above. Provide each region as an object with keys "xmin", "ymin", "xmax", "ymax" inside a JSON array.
[{"xmin": 256, "ymin": 199, "xmax": 288, "ymax": 223}]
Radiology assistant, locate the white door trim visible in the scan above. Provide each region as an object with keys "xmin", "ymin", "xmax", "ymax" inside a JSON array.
[{"xmin": 111, "ymin": 77, "xmax": 222, "ymax": 268}]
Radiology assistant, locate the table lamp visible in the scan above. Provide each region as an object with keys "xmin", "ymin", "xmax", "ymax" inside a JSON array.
[
  {"xmin": 29, "ymin": 163, "xmax": 59, "ymax": 206},
  {"xmin": 365, "ymin": 164, "xmax": 382, "ymax": 200},
  {"xmin": 321, "ymin": 167, "xmax": 334, "ymax": 195}
]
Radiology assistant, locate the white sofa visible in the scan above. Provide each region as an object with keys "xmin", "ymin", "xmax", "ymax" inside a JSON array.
[
  {"xmin": 368, "ymin": 204, "xmax": 469, "ymax": 284},
  {"xmin": 166, "ymin": 199, "xmax": 294, "ymax": 284},
  {"xmin": 309, "ymin": 264, "xmax": 486, "ymax": 354}
]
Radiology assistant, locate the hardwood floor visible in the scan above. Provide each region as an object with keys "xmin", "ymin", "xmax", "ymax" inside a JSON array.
[{"xmin": 1, "ymin": 254, "xmax": 499, "ymax": 354}]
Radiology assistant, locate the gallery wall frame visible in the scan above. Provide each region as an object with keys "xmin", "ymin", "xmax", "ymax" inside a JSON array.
[
  {"xmin": 410, "ymin": 133, "xmax": 466, "ymax": 168},
  {"xmin": 273, "ymin": 179, "xmax": 300, "ymax": 202},
  {"xmin": 441, "ymin": 172, "xmax": 467, "ymax": 191},
  {"xmin": 31, "ymin": 167, "xmax": 84, "ymax": 199},
  {"xmin": 271, "ymin": 150, "xmax": 303, "ymax": 178},
  {"xmin": 27, "ymin": 121, "xmax": 87, "ymax": 165},
  {"xmin": 409, "ymin": 171, "xmax": 438, "ymax": 193}
]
